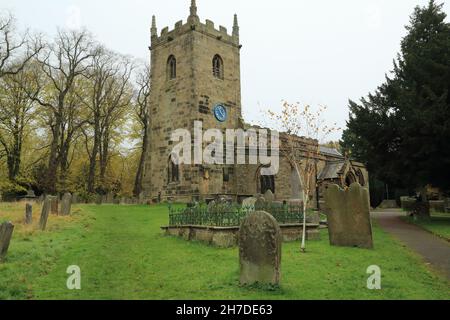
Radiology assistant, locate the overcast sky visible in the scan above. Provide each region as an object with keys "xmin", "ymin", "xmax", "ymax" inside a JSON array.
[{"xmin": 2, "ymin": 0, "xmax": 448, "ymax": 140}]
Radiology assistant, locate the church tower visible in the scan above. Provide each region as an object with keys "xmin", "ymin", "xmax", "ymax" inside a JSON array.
[{"xmin": 143, "ymin": 0, "xmax": 243, "ymax": 202}]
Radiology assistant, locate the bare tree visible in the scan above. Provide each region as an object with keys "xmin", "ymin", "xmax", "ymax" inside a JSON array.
[
  {"xmin": 80, "ymin": 48, "xmax": 121, "ymax": 193},
  {"xmin": 132, "ymin": 65, "xmax": 151, "ymax": 197},
  {"xmin": 0, "ymin": 13, "xmax": 43, "ymax": 79},
  {"xmin": 98, "ymin": 57, "xmax": 134, "ymax": 191},
  {"xmin": 29, "ymin": 29, "xmax": 98, "ymax": 193},
  {"xmin": 79, "ymin": 50, "xmax": 134, "ymax": 194},
  {"xmin": 0, "ymin": 63, "xmax": 37, "ymax": 181},
  {"xmin": 268, "ymin": 102, "xmax": 340, "ymax": 252}
]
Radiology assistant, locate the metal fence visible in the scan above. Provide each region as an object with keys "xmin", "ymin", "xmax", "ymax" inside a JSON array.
[{"xmin": 168, "ymin": 204, "xmax": 305, "ymax": 227}]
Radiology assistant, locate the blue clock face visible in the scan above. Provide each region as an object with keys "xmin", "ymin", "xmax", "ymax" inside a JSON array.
[{"xmin": 213, "ymin": 104, "xmax": 227, "ymax": 122}]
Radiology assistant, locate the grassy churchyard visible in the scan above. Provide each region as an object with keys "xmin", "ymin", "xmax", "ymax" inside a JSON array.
[
  {"xmin": 402, "ymin": 212, "xmax": 450, "ymax": 241},
  {"xmin": 0, "ymin": 202, "xmax": 448, "ymax": 300}
]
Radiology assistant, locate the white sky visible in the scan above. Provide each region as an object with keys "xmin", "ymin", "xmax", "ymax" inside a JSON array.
[{"xmin": 2, "ymin": 0, "xmax": 448, "ymax": 140}]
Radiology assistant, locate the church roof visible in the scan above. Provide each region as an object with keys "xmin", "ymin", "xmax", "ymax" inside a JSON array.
[
  {"xmin": 318, "ymin": 161, "xmax": 346, "ymax": 180},
  {"xmin": 319, "ymin": 146, "xmax": 343, "ymax": 158}
]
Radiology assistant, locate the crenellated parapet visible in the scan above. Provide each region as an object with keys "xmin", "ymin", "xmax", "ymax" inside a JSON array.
[{"xmin": 150, "ymin": 1, "xmax": 240, "ymax": 50}]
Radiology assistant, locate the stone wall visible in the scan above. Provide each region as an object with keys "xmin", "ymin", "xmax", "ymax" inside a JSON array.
[{"xmin": 161, "ymin": 223, "xmax": 320, "ymax": 248}]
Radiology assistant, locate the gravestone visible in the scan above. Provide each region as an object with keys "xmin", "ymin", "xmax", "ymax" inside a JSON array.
[
  {"xmin": 50, "ymin": 197, "xmax": 59, "ymax": 215},
  {"xmin": 106, "ymin": 192, "xmax": 114, "ymax": 204},
  {"xmin": 25, "ymin": 203, "xmax": 33, "ymax": 224},
  {"xmin": 0, "ymin": 222, "xmax": 15, "ymax": 261},
  {"xmin": 306, "ymin": 211, "xmax": 321, "ymax": 225},
  {"xmin": 239, "ymin": 211, "xmax": 282, "ymax": 286},
  {"xmin": 263, "ymin": 190, "xmax": 275, "ymax": 204},
  {"xmin": 72, "ymin": 193, "xmax": 78, "ymax": 205},
  {"xmin": 254, "ymin": 197, "xmax": 266, "ymax": 211},
  {"xmin": 60, "ymin": 193, "xmax": 72, "ymax": 216},
  {"xmin": 39, "ymin": 196, "xmax": 51, "ymax": 231},
  {"xmin": 324, "ymin": 183, "xmax": 373, "ymax": 249},
  {"xmin": 242, "ymin": 197, "xmax": 257, "ymax": 209}
]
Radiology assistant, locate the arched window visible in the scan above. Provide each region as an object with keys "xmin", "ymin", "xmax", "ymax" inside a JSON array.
[
  {"xmin": 167, "ymin": 55, "xmax": 176, "ymax": 80},
  {"xmin": 260, "ymin": 175, "xmax": 275, "ymax": 194},
  {"xmin": 345, "ymin": 172, "xmax": 357, "ymax": 187},
  {"xmin": 356, "ymin": 169, "xmax": 365, "ymax": 186},
  {"xmin": 168, "ymin": 155, "xmax": 179, "ymax": 183},
  {"xmin": 212, "ymin": 55, "xmax": 224, "ymax": 79}
]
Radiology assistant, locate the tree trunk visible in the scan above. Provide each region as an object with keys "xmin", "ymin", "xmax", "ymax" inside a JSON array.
[
  {"xmin": 133, "ymin": 123, "xmax": 148, "ymax": 197},
  {"xmin": 87, "ymin": 114, "xmax": 101, "ymax": 193}
]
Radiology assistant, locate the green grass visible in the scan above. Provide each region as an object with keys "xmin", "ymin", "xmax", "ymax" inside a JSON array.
[
  {"xmin": 0, "ymin": 204, "xmax": 449, "ymax": 300},
  {"xmin": 402, "ymin": 212, "xmax": 450, "ymax": 241}
]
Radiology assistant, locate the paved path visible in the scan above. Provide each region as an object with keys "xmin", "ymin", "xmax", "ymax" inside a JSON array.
[{"xmin": 372, "ymin": 209, "xmax": 450, "ymax": 280}]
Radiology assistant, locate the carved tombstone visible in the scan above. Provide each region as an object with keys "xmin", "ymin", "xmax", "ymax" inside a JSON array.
[
  {"xmin": 239, "ymin": 211, "xmax": 282, "ymax": 285},
  {"xmin": 324, "ymin": 183, "xmax": 373, "ymax": 249},
  {"xmin": 25, "ymin": 203, "xmax": 33, "ymax": 225},
  {"xmin": 39, "ymin": 196, "xmax": 51, "ymax": 231},
  {"xmin": 0, "ymin": 222, "xmax": 14, "ymax": 261},
  {"xmin": 60, "ymin": 193, "xmax": 72, "ymax": 216},
  {"xmin": 50, "ymin": 197, "xmax": 59, "ymax": 215}
]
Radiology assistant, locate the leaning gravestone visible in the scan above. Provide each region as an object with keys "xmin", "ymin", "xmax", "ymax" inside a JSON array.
[
  {"xmin": 39, "ymin": 196, "xmax": 51, "ymax": 231},
  {"xmin": 324, "ymin": 183, "xmax": 373, "ymax": 249},
  {"xmin": 239, "ymin": 211, "xmax": 282, "ymax": 286},
  {"xmin": 25, "ymin": 203, "xmax": 33, "ymax": 224},
  {"xmin": 0, "ymin": 221, "xmax": 14, "ymax": 261},
  {"xmin": 60, "ymin": 193, "xmax": 72, "ymax": 216}
]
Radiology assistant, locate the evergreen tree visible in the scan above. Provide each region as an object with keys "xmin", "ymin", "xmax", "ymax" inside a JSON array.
[{"xmin": 342, "ymin": 1, "xmax": 450, "ymax": 200}]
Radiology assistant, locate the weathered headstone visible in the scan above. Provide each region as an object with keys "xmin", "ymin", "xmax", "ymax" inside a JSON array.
[
  {"xmin": 263, "ymin": 190, "xmax": 275, "ymax": 204},
  {"xmin": 60, "ymin": 193, "xmax": 72, "ymax": 216},
  {"xmin": 324, "ymin": 183, "xmax": 373, "ymax": 249},
  {"xmin": 50, "ymin": 197, "xmax": 59, "ymax": 215},
  {"xmin": 242, "ymin": 197, "xmax": 257, "ymax": 209},
  {"xmin": 239, "ymin": 211, "xmax": 282, "ymax": 286},
  {"xmin": 254, "ymin": 197, "xmax": 267, "ymax": 211},
  {"xmin": 25, "ymin": 203, "xmax": 33, "ymax": 225},
  {"xmin": 72, "ymin": 193, "xmax": 78, "ymax": 205},
  {"xmin": 106, "ymin": 192, "xmax": 114, "ymax": 204},
  {"xmin": 0, "ymin": 222, "xmax": 14, "ymax": 261},
  {"xmin": 39, "ymin": 196, "xmax": 51, "ymax": 231},
  {"xmin": 306, "ymin": 211, "xmax": 321, "ymax": 225}
]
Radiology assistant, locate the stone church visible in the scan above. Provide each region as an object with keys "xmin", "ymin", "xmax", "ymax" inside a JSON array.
[{"xmin": 142, "ymin": 1, "xmax": 369, "ymax": 205}]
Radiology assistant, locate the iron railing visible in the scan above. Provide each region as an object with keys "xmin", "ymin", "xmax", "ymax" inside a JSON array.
[{"xmin": 168, "ymin": 204, "xmax": 305, "ymax": 227}]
